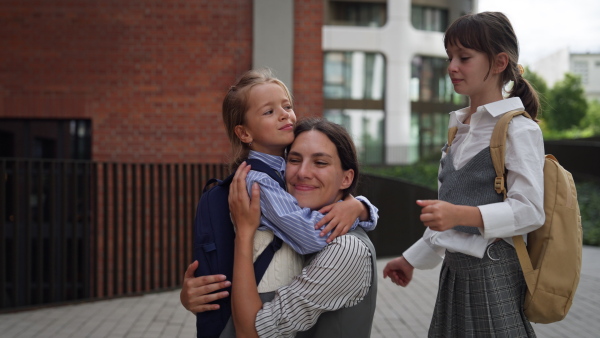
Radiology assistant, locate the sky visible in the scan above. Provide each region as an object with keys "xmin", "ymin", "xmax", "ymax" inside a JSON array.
[{"xmin": 477, "ymin": 0, "xmax": 600, "ymax": 65}]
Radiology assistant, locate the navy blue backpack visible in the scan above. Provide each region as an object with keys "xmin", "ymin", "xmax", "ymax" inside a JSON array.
[{"xmin": 193, "ymin": 159, "xmax": 285, "ymax": 338}]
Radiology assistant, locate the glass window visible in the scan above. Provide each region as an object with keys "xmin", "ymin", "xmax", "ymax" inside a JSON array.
[
  {"xmin": 410, "ymin": 56, "xmax": 465, "ymax": 161},
  {"xmin": 411, "ymin": 56, "xmax": 463, "ymax": 104},
  {"xmin": 572, "ymin": 60, "xmax": 589, "ymax": 84},
  {"xmin": 0, "ymin": 119, "xmax": 91, "ymax": 159},
  {"xmin": 411, "ymin": 5, "xmax": 448, "ymax": 32},
  {"xmin": 324, "ymin": 51, "xmax": 386, "ymax": 164},
  {"xmin": 326, "ymin": 0, "xmax": 387, "ymax": 27},
  {"xmin": 324, "ymin": 52, "xmax": 385, "ymax": 100},
  {"xmin": 325, "ymin": 109, "xmax": 384, "ymax": 165}
]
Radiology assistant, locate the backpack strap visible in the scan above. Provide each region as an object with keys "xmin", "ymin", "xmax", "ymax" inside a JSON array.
[
  {"xmin": 445, "ymin": 126, "xmax": 458, "ymax": 153},
  {"xmin": 489, "ymin": 110, "xmax": 532, "ymax": 197},
  {"xmin": 489, "ymin": 110, "xmax": 538, "ymax": 293},
  {"xmin": 245, "ymin": 158, "xmax": 286, "ymax": 190},
  {"xmin": 253, "ymin": 235, "xmax": 283, "ymax": 285}
]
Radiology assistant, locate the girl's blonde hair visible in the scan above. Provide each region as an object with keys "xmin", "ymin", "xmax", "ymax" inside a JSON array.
[
  {"xmin": 222, "ymin": 68, "xmax": 293, "ymax": 170},
  {"xmin": 444, "ymin": 11, "xmax": 540, "ymax": 120}
]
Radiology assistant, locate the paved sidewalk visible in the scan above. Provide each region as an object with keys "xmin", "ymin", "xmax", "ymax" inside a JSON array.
[{"xmin": 1, "ymin": 246, "xmax": 599, "ymax": 337}]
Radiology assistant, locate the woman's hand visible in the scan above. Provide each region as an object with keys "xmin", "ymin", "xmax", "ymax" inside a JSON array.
[
  {"xmin": 315, "ymin": 196, "xmax": 367, "ymax": 243},
  {"xmin": 383, "ymin": 256, "xmax": 414, "ymax": 287},
  {"xmin": 180, "ymin": 260, "xmax": 231, "ymax": 314},
  {"xmin": 229, "ymin": 162, "xmax": 261, "ymax": 238}
]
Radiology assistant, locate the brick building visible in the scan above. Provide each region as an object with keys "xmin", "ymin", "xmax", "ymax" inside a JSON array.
[
  {"xmin": 0, "ymin": 0, "xmax": 324, "ymax": 310},
  {"xmin": 0, "ymin": 0, "xmax": 323, "ymax": 163},
  {"xmin": 0, "ymin": 0, "xmax": 476, "ymax": 311}
]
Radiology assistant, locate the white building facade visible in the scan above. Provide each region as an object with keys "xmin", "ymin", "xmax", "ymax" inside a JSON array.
[
  {"xmin": 322, "ymin": 0, "xmax": 476, "ymax": 165},
  {"xmin": 532, "ymin": 48, "xmax": 600, "ymax": 101}
]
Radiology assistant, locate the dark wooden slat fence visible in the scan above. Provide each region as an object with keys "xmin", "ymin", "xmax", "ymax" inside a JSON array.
[{"xmin": 0, "ymin": 159, "xmax": 228, "ymax": 311}]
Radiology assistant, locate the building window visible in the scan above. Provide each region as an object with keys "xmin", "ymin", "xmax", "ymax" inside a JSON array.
[
  {"xmin": 411, "ymin": 56, "xmax": 462, "ymax": 104},
  {"xmin": 325, "ymin": 0, "xmax": 387, "ymax": 27},
  {"xmin": 324, "ymin": 51, "xmax": 385, "ymax": 101},
  {"xmin": 410, "ymin": 56, "xmax": 465, "ymax": 161},
  {"xmin": 411, "ymin": 5, "xmax": 448, "ymax": 32},
  {"xmin": 0, "ymin": 119, "xmax": 91, "ymax": 159},
  {"xmin": 572, "ymin": 60, "xmax": 589, "ymax": 84},
  {"xmin": 324, "ymin": 51, "xmax": 386, "ymax": 164}
]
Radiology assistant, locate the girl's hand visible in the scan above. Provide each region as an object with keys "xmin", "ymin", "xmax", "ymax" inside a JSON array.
[
  {"xmin": 417, "ymin": 200, "xmax": 483, "ymax": 232},
  {"xmin": 417, "ymin": 199, "xmax": 458, "ymax": 232},
  {"xmin": 383, "ymin": 256, "xmax": 414, "ymax": 287},
  {"xmin": 229, "ymin": 162, "xmax": 261, "ymax": 237},
  {"xmin": 315, "ymin": 196, "xmax": 367, "ymax": 243}
]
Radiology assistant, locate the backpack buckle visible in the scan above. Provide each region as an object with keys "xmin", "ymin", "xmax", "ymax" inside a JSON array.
[{"xmin": 494, "ymin": 176, "xmax": 504, "ymax": 194}]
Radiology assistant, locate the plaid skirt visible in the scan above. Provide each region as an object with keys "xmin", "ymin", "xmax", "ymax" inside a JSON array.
[{"xmin": 428, "ymin": 240, "xmax": 536, "ymax": 338}]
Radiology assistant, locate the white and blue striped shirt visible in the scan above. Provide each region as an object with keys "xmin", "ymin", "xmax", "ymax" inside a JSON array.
[{"xmin": 247, "ymin": 151, "xmax": 378, "ymax": 254}]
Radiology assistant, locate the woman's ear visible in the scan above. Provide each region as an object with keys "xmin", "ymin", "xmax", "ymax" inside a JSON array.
[
  {"xmin": 340, "ymin": 169, "xmax": 354, "ymax": 190},
  {"xmin": 493, "ymin": 52, "xmax": 509, "ymax": 74},
  {"xmin": 234, "ymin": 125, "xmax": 253, "ymax": 144}
]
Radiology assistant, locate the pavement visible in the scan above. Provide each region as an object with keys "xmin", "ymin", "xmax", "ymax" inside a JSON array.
[{"xmin": 1, "ymin": 246, "xmax": 599, "ymax": 338}]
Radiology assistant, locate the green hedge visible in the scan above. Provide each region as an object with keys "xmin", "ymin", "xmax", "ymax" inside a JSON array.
[
  {"xmin": 364, "ymin": 164, "xmax": 600, "ymax": 246},
  {"xmin": 577, "ymin": 180, "xmax": 600, "ymax": 246}
]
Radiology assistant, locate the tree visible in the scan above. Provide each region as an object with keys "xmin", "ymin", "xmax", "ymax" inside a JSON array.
[
  {"xmin": 523, "ymin": 67, "xmax": 550, "ymax": 117},
  {"xmin": 544, "ymin": 73, "xmax": 588, "ymax": 131},
  {"xmin": 582, "ymin": 100, "xmax": 600, "ymax": 134}
]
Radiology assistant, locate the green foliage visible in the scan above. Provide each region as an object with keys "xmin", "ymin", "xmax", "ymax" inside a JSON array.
[
  {"xmin": 523, "ymin": 66, "xmax": 550, "ymax": 117},
  {"xmin": 581, "ymin": 100, "xmax": 600, "ymax": 134},
  {"xmin": 544, "ymin": 73, "xmax": 588, "ymax": 131},
  {"xmin": 577, "ymin": 180, "xmax": 600, "ymax": 246},
  {"xmin": 363, "ymin": 162, "xmax": 439, "ymax": 191}
]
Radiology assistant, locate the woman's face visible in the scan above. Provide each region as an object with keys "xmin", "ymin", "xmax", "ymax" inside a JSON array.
[{"xmin": 285, "ymin": 130, "xmax": 354, "ymax": 210}]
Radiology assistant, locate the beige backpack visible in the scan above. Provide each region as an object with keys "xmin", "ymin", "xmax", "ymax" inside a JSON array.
[{"xmin": 489, "ymin": 110, "xmax": 583, "ymax": 324}]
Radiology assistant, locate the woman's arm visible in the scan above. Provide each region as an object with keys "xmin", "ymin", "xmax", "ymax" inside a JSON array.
[{"xmin": 229, "ymin": 163, "xmax": 262, "ymax": 338}]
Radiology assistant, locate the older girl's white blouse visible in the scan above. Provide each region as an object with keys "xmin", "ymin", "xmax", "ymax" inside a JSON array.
[{"xmin": 404, "ymin": 97, "xmax": 546, "ymax": 269}]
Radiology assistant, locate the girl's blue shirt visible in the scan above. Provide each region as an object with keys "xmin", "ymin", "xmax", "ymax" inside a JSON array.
[{"xmin": 245, "ymin": 150, "xmax": 379, "ymax": 254}]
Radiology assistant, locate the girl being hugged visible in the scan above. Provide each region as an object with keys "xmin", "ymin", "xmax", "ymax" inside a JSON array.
[
  {"xmin": 222, "ymin": 68, "xmax": 377, "ymax": 256},
  {"xmin": 225, "ymin": 67, "xmax": 376, "ymax": 297},
  {"xmin": 383, "ymin": 12, "xmax": 544, "ymax": 337}
]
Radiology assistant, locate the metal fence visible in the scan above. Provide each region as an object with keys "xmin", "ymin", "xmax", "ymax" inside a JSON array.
[{"xmin": 0, "ymin": 159, "xmax": 228, "ymax": 311}]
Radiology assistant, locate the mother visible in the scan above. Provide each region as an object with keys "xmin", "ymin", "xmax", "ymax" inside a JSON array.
[{"xmin": 229, "ymin": 118, "xmax": 377, "ymax": 337}]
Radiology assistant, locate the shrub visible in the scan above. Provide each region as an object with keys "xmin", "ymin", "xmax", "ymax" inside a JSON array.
[{"xmin": 577, "ymin": 180, "xmax": 600, "ymax": 246}]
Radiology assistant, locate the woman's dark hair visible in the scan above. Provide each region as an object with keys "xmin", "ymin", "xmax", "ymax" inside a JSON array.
[
  {"xmin": 290, "ymin": 118, "xmax": 359, "ymax": 198},
  {"xmin": 444, "ymin": 11, "xmax": 540, "ymax": 120}
]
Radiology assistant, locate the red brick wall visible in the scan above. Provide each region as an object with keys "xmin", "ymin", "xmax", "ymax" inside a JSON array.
[
  {"xmin": 0, "ymin": 1, "xmax": 323, "ymax": 163},
  {"xmin": 293, "ymin": 0, "xmax": 324, "ymax": 119},
  {"xmin": 0, "ymin": 0, "xmax": 253, "ymax": 163}
]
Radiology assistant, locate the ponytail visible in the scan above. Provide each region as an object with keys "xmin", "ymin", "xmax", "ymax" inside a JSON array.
[{"xmin": 509, "ymin": 74, "xmax": 540, "ymax": 121}]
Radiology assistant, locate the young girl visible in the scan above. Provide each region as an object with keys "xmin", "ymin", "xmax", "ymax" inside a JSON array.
[{"xmin": 383, "ymin": 12, "xmax": 545, "ymax": 337}]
